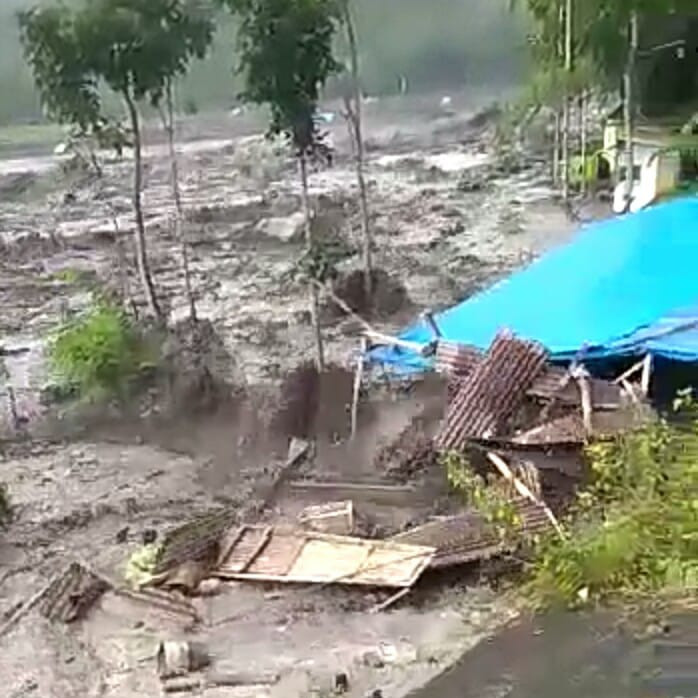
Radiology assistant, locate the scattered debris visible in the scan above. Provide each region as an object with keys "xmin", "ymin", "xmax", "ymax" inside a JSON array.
[
  {"xmin": 157, "ymin": 640, "xmax": 210, "ymax": 679},
  {"xmin": 161, "ymin": 671, "xmax": 280, "ymax": 694},
  {"xmin": 216, "ymin": 525, "xmax": 435, "ymax": 588},
  {"xmin": 39, "ymin": 561, "xmax": 111, "ymax": 623},
  {"xmin": 391, "ymin": 500, "xmax": 550, "ymax": 568},
  {"xmin": 152, "ymin": 509, "xmax": 236, "ymax": 579},
  {"xmin": 299, "ymin": 501, "xmax": 354, "ymax": 535}
]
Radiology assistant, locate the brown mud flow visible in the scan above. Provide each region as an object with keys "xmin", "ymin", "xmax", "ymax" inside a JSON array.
[{"xmin": 0, "ymin": 90, "xmax": 609, "ymax": 698}]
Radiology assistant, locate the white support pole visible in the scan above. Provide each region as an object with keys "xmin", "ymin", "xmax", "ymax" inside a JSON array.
[{"xmin": 640, "ymin": 353, "xmax": 653, "ymax": 397}]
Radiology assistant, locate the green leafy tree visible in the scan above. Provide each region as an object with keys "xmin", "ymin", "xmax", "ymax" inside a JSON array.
[
  {"xmin": 19, "ymin": 0, "xmax": 215, "ymax": 320},
  {"xmin": 518, "ymin": 0, "xmax": 697, "ymax": 205},
  {"xmin": 219, "ymin": 0, "xmax": 341, "ymax": 370}
]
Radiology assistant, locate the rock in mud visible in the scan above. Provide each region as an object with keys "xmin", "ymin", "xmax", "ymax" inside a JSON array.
[{"xmin": 256, "ymin": 212, "xmax": 305, "ymax": 243}]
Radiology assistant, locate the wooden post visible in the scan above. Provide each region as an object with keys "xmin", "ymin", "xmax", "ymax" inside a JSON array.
[
  {"xmin": 640, "ymin": 355, "xmax": 651, "ymax": 396},
  {"xmin": 486, "ymin": 452, "xmax": 563, "ymax": 537},
  {"xmin": 350, "ymin": 339, "xmax": 366, "ymax": 440}
]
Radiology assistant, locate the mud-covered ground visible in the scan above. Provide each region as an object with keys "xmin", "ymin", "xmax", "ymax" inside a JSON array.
[{"xmin": 0, "ymin": 90, "xmax": 604, "ymax": 697}]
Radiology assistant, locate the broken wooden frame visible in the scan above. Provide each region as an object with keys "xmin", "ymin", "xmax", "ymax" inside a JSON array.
[{"xmin": 215, "ymin": 525, "xmax": 435, "ymax": 588}]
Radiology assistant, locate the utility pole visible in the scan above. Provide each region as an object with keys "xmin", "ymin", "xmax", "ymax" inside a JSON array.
[{"xmin": 561, "ymin": 0, "xmax": 573, "ymax": 201}]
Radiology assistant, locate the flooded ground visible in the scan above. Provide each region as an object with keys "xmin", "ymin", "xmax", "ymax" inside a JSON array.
[{"xmin": 0, "ymin": 89, "xmax": 613, "ymax": 697}]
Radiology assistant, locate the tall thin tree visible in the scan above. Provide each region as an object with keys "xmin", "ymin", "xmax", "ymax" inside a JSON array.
[
  {"xmin": 339, "ymin": 1, "xmax": 372, "ymax": 302},
  {"xmin": 220, "ymin": 0, "xmax": 341, "ymax": 371}
]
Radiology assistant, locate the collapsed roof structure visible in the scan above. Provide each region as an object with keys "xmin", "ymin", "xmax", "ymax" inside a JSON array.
[{"xmin": 369, "ymin": 197, "xmax": 698, "ymax": 372}]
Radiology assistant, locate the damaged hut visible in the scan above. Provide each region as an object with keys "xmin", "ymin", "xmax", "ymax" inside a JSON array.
[{"xmin": 359, "ymin": 196, "xmax": 698, "ymax": 523}]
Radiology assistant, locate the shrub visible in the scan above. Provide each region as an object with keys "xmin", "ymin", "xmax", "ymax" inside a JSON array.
[
  {"xmin": 525, "ymin": 402, "xmax": 698, "ymax": 610},
  {"xmin": 48, "ymin": 299, "xmax": 153, "ymax": 398}
]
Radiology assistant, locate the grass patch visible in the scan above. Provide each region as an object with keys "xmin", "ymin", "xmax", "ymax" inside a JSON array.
[{"xmin": 48, "ymin": 297, "xmax": 156, "ymax": 400}]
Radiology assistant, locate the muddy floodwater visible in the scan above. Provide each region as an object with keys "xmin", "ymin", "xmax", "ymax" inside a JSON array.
[{"xmin": 0, "ymin": 89, "xmax": 613, "ymax": 697}]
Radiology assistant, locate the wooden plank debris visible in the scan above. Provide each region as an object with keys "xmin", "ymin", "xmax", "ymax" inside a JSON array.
[
  {"xmin": 298, "ymin": 501, "xmax": 354, "ymax": 535},
  {"xmin": 39, "ymin": 561, "xmax": 110, "ymax": 623},
  {"xmin": 216, "ymin": 527, "xmax": 434, "ymax": 589}
]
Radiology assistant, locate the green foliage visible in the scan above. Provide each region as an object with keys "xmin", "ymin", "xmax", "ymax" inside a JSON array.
[
  {"xmin": 220, "ymin": 0, "xmax": 340, "ymax": 155},
  {"xmin": 294, "ymin": 234, "xmax": 353, "ymax": 284},
  {"xmin": 443, "ymin": 450, "xmax": 523, "ymax": 541},
  {"xmin": 18, "ymin": 0, "xmax": 215, "ymax": 131},
  {"xmin": 48, "ymin": 298, "xmax": 153, "ymax": 398},
  {"xmin": 125, "ymin": 543, "xmax": 161, "ymax": 588},
  {"xmin": 526, "ymin": 402, "xmax": 698, "ymax": 610}
]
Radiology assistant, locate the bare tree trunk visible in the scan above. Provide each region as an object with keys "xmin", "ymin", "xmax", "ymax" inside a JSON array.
[
  {"xmin": 552, "ymin": 110, "xmax": 561, "ymax": 185},
  {"xmin": 561, "ymin": 0, "xmax": 573, "ymax": 201},
  {"xmin": 160, "ymin": 81, "xmax": 197, "ymax": 323},
  {"xmin": 299, "ymin": 153, "xmax": 324, "ymax": 371},
  {"xmin": 123, "ymin": 92, "xmax": 162, "ymax": 320},
  {"xmin": 580, "ymin": 91, "xmax": 588, "ymax": 196},
  {"xmin": 342, "ymin": 2, "xmax": 372, "ymax": 302},
  {"xmin": 623, "ymin": 12, "xmax": 639, "ymax": 213}
]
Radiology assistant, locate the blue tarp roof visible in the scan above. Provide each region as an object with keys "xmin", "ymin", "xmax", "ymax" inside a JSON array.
[{"xmin": 369, "ymin": 197, "xmax": 698, "ymax": 371}]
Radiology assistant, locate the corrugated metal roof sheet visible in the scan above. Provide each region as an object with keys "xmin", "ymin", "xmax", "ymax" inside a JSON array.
[
  {"xmin": 391, "ymin": 499, "xmax": 551, "ymax": 568},
  {"xmin": 437, "ymin": 341, "xmax": 622, "ymax": 408},
  {"xmin": 154, "ymin": 509, "xmax": 236, "ymax": 575},
  {"xmin": 437, "ymin": 331, "xmax": 548, "ymax": 449}
]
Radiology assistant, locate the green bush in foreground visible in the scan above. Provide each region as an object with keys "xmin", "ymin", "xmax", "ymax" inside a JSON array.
[
  {"xmin": 48, "ymin": 299, "xmax": 152, "ymax": 399},
  {"xmin": 526, "ymin": 400, "xmax": 698, "ymax": 610}
]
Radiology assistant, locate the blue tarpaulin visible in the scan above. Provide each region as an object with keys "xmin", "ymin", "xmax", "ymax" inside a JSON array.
[{"xmin": 369, "ymin": 197, "xmax": 698, "ymax": 371}]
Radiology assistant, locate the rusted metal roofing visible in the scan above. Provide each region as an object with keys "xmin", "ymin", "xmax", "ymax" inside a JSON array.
[
  {"xmin": 216, "ymin": 525, "xmax": 435, "ymax": 588},
  {"xmin": 391, "ymin": 499, "xmax": 551, "ymax": 568},
  {"xmin": 437, "ymin": 331, "xmax": 548, "ymax": 449},
  {"xmin": 154, "ymin": 509, "xmax": 236, "ymax": 576},
  {"xmin": 436, "ymin": 341, "xmax": 622, "ymax": 409},
  {"xmin": 39, "ymin": 562, "xmax": 110, "ymax": 623},
  {"xmin": 435, "ymin": 341, "xmax": 481, "ymax": 377}
]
